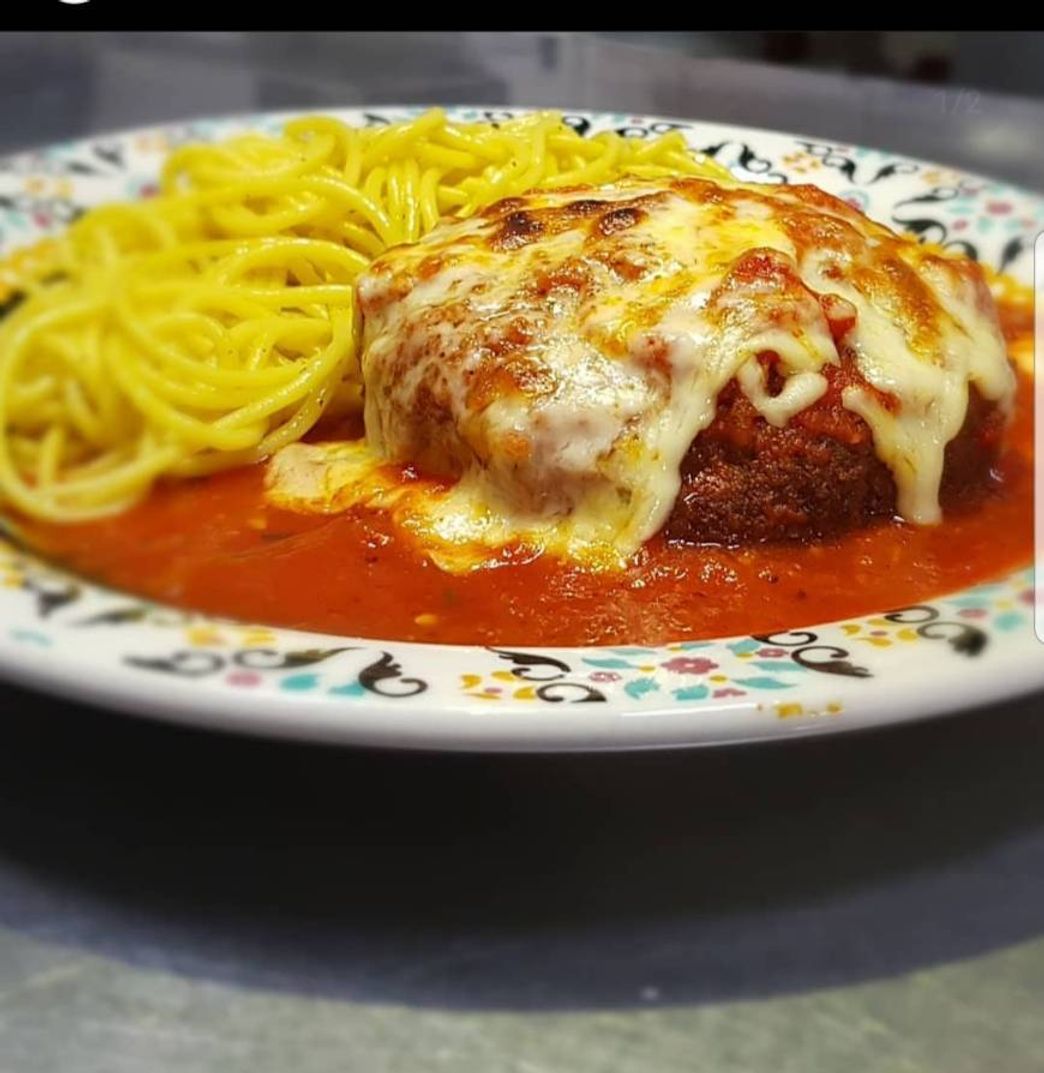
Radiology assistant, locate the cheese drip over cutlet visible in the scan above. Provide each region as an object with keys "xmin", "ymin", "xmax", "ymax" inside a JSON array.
[{"xmin": 271, "ymin": 177, "xmax": 1015, "ymax": 565}]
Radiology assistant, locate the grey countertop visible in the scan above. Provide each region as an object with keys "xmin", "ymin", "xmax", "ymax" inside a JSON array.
[{"xmin": 0, "ymin": 31, "xmax": 1042, "ymax": 1072}]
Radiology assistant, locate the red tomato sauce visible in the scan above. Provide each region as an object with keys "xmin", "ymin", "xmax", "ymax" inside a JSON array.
[{"xmin": 22, "ymin": 337, "xmax": 1034, "ymax": 649}]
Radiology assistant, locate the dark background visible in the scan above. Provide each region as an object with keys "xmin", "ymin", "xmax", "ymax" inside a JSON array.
[
  {"xmin": 599, "ymin": 32, "xmax": 1044, "ymax": 98},
  {"xmin": 5, "ymin": 32, "xmax": 1044, "ymax": 190}
]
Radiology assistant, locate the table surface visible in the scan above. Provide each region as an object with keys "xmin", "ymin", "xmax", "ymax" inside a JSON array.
[{"xmin": 1, "ymin": 31, "xmax": 1043, "ymax": 1073}]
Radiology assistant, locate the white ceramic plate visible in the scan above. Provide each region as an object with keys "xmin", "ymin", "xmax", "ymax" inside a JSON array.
[{"xmin": 1, "ymin": 106, "xmax": 1040, "ymax": 751}]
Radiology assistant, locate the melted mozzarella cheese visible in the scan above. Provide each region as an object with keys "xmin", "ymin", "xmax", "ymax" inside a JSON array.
[
  {"xmin": 270, "ymin": 177, "xmax": 1015, "ymax": 567},
  {"xmin": 266, "ymin": 439, "xmax": 627, "ymax": 572}
]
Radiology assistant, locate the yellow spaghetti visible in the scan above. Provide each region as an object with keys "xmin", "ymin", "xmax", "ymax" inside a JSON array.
[{"xmin": 0, "ymin": 109, "xmax": 730, "ymax": 522}]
